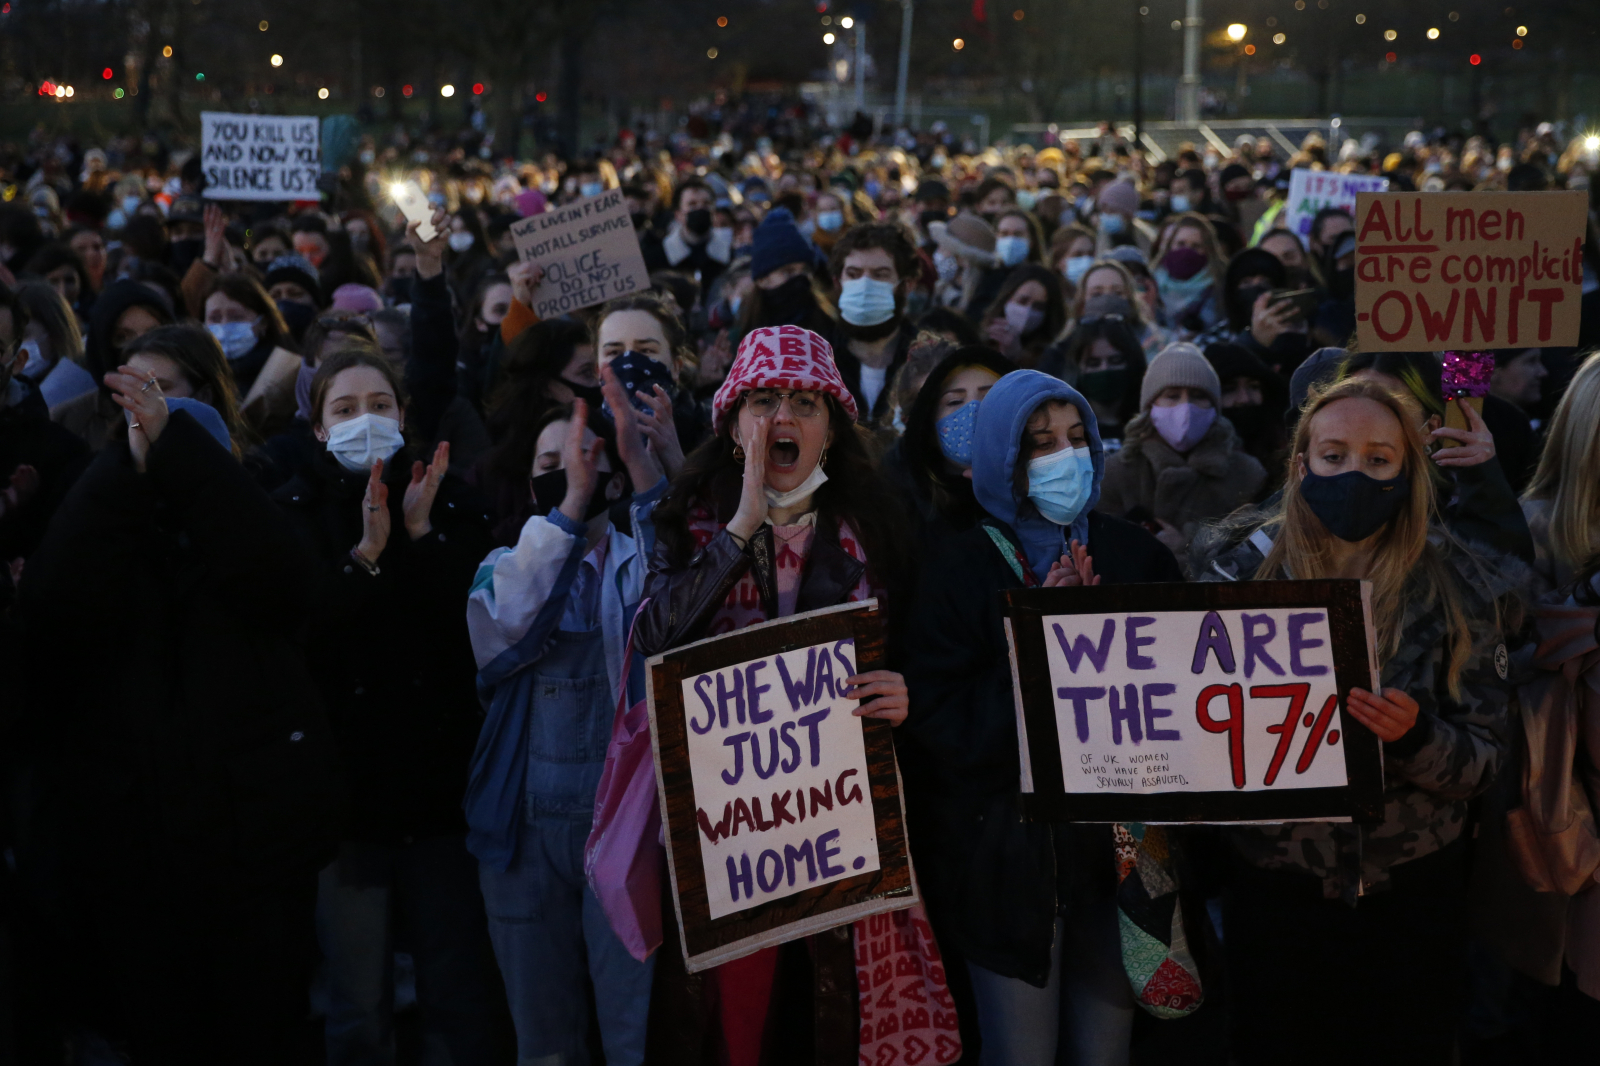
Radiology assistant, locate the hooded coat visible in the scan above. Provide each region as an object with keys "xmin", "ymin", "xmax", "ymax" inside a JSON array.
[
  {"xmin": 901, "ymin": 370, "xmax": 1181, "ymax": 983},
  {"xmin": 50, "ymin": 279, "xmax": 176, "ymax": 451}
]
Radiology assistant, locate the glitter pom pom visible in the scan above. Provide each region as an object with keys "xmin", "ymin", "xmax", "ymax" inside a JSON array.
[{"xmin": 1441, "ymin": 350, "xmax": 1495, "ymax": 398}]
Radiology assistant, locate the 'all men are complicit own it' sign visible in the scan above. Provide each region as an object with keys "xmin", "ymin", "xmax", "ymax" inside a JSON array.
[
  {"xmin": 1004, "ymin": 580, "xmax": 1385, "ymax": 823},
  {"xmin": 1353, "ymin": 189, "xmax": 1587, "ymax": 352},
  {"xmin": 647, "ymin": 601, "xmax": 915, "ymax": 971},
  {"xmin": 200, "ymin": 113, "xmax": 320, "ymax": 201},
  {"xmin": 509, "ymin": 188, "xmax": 651, "ymax": 319}
]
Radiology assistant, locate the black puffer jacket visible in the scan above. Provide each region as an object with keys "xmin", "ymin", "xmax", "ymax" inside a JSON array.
[
  {"xmin": 273, "ymin": 449, "xmax": 492, "ymax": 841},
  {"xmin": 15, "ymin": 411, "xmax": 342, "ymax": 879}
]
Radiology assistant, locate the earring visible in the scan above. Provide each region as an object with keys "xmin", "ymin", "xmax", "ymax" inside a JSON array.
[
  {"xmin": 732, "ymin": 443, "xmax": 746, "ymax": 462},
  {"xmin": 819, "ymin": 448, "xmax": 829, "ymax": 468}
]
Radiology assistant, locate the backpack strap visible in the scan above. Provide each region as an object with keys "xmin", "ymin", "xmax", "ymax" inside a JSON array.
[{"xmin": 983, "ymin": 524, "xmax": 1039, "ymax": 587}]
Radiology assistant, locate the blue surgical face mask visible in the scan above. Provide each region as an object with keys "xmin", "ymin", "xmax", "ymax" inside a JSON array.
[
  {"xmin": 1014, "ymin": 189, "xmax": 1039, "ymax": 211},
  {"xmin": 122, "ymin": 194, "xmax": 142, "ymax": 215},
  {"xmin": 816, "ymin": 209, "xmax": 844, "ymax": 233},
  {"xmin": 1062, "ymin": 255, "xmax": 1094, "ymax": 285},
  {"xmin": 838, "ymin": 276, "xmax": 897, "ymax": 327},
  {"xmin": 580, "ymin": 181, "xmax": 604, "ymax": 198},
  {"xmin": 936, "ymin": 400, "xmax": 980, "ymax": 467},
  {"xmin": 19, "ymin": 338, "xmax": 48, "ymax": 379},
  {"xmin": 207, "ymin": 319, "xmax": 260, "ymax": 361},
  {"xmin": 1099, "ymin": 214, "xmax": 1125, "ymax": 236},
  {"xmin": 1169, "ymin": 194, "xmax": 1191, "ymax": 214},
  {"xmin": 995, "ymin": 235, "xmax": 1030, "ymax": 267},
  {"xmin": 1027, "ymin": 445, "xmax": 1095, "ymax": 526}
]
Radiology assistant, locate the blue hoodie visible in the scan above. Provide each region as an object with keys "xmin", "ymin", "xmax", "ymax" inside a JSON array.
[{"xmin": 971, "ymin": 370, "xmax": 1104, "ymax": 584}]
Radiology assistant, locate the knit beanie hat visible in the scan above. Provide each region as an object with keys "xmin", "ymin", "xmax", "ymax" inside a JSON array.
[
  {"xmin": 1098, "ymin": 179, "xmax": 1141, "ymax": 217},
  {"xmin": 264, "ymin": 254, "xmax": 324, "ymax": 307},
  {"xmin": 1140, "ymin": 342, "xmax": 1221, "ymax": 409},
  {"xmin": 749, "ymin": 207, "xmax": 815, "ymax": 281},
  {"xmin": 1289, "ymin": 346, "xmax": 1348, "ymax": 414},
  {"xmin": 712, "ymin": 325, "xmax": 858, "ymax": 425},
  {"xmin": 331, "ymin": 283, "xmax": 384, "ymax": 312}
]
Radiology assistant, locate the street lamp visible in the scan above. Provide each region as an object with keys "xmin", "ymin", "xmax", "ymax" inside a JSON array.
[{"xmin": 1226, "ymin": 23, "xmax": 1246, "ymax": 42}]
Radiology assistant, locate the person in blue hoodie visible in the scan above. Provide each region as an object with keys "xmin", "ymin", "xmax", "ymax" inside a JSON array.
[
  {"xmin": 901, "ymin": 370, "xmax": 1182, "ymax": 1066},
  {"xmin": 463, "ymin": 367, "xmax": 669, "ymax": 1066}
]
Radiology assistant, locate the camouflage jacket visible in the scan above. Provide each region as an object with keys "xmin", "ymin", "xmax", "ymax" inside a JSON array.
[{"xmin": 1200, "ymin": 526, "xmax": 1528, "ymax": 903}]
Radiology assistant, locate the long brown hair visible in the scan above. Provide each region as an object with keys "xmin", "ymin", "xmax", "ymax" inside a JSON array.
[{"xmin": 1256, "ymin": 377, "xmax": 1475, "ymax": 695}]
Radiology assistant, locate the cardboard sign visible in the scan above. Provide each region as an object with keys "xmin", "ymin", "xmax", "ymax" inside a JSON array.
[
  {"xmin": 509, "ymin": 189, "xmax": 650, "ymax": 318},
  {"xmin": 648, "ymin": 600, "xmax": 915, "ymax": 971},
  {"xmin": 1354, "ymin": 190, "xmax": 1587, "ymax": 351},
  {"xmin": 1003, "ymin": 580, "xmax": 1384, "ymax": 824},
  {"xmin": 1282, "ymin": 168, "xmax": 1389, "ymax": 241},
  {"xmin": 200, "ymin": 112, "xmax": 319, "ymax": 201}
]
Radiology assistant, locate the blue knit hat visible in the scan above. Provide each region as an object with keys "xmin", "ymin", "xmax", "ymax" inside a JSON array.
[
  {"xmin": 749, "ymin": 207, "xmax": 815, "ymax": 281},
  {"xmin": 167, "ymin": 397, "xmax": 232, "ymax": 453}
]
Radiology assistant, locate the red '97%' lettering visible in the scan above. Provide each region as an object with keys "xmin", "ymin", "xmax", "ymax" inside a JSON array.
[{"xmin": 1196, "ymin": 683, "xmax": 1342, "ymax": 789}]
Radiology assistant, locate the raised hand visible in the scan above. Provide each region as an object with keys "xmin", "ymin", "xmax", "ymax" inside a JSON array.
[
  {"xmin": 558, "ymin": 399, "xmax": 607, "ymax": 524},
  {"xmin": 403, "ymin": 440, "xmax": 450, "ymax": 540},
  {"xmin": 507, "ymin": 258, "xmax": 545, "ymax": 308},
  {"xmin": 1429, "ymin": 398, "xmax": 1496, "ymax": 468},
  {"xmin": 601, "ymin": 365, "xmax": 665, "ymax": 492},
  {"xmin": 1043, "ymin": 539, "xmax": 1100, "ymax": 587},
  {"xmin": 202, "ymin": 203, "xmax": 229, "ymax": 270},
  {"xmin": 356, "ymin": 459, "xmax": 391, "ymax": 563},
  {"xmin": 725, "ymin": 415, "xmax": 771, "ymax": 543},
  {"xmin": 407, "ymin": 206, "xmax": 450, "ymax": 279},
  {"xmin": 638, "ymin": 384, "xmax": 685, "ymax": 479},
  {"xmin": 105, "ymin": 365, "xmax": 169, "ymax": 473}
]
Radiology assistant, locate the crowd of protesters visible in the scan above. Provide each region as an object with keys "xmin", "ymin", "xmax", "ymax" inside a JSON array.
[{"xmin": 0, "ymin": 106, "xmax": 1599, "ymax": 1065}]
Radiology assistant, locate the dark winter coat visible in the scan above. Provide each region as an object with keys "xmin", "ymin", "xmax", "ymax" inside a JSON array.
[
  {"xmin": 0, "ymin": 378, "xmax": 90, "ymax": 562},
  {"xmin": 273, "ymin": 449, "xmax": 492, "ymax": 842}
]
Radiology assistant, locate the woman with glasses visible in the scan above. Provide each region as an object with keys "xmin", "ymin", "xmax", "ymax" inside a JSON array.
[{"xmin": 633, "ymin": 325, "xmax": 915, "ymax": 1066}]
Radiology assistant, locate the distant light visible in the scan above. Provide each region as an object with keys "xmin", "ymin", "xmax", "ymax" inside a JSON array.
[
  {"xmin": 1226, "ymin": 23, "xmax": 1246, "ymax": 41},
  {"xmin": 440, "ymin": 84, "xmax": 455, "ymax": 97},
  {"xmin": 472, "ymin": 83, "xmax": 484, "ymax": 94},
  {"xmin": 1427, "ymin": 27, "xmax": 1440, "ymax": 39},
  {"xmin": 1385, "ymin": 51, "xmax": 1397, "ymax": 62},
  {"xmin": 952, "ymin": 37, "xmax": 965, "ymax": 50},
  {"xmin": 259, "ymin": 19, "xmax": 267, "ymax": 30},
  {"xmin": 1512, "ymin": 39, "xmax": 1523, "ymax": 49},
  {"xmin": 195, "ymin": 72, "xmax": 204, "ymax": 81},
  {"xmin": 65, "ymin": 86, "xmax": 74, "ymax": 97},
  {"xmin": 707, "ymin": 47, "xmax": 719, "ymax": 58},
  {"xmin": 54, "ymin": 85, "xmax": 64, "ymax": 97},
  {"xmin": 823, "ymin": 32, "xmax": 835, "ymax": 43},
  {"xmin": 402, "ymin": 84, "xmax": 414, "ymax": 97},
  {"xmin": 1384, "ymin": 29, "xmax": 1397, "ymax": 41},
  {"xmin": 717, "ymin": 15, "xmax": 728, "ymax": 27},
  {"xmin": 1171, "ymin": 19, "xmax": 1180, "ymax": 30},
  {"xmin": 1012, "ymin": 9, "xmax": 1024, "ymax": 20},
  {"xmin": 1243, "ymin": 43, "xmax": 1256, "ymax": 54},
  {"xmin": 1469, "ymin": 53, "xmax": 1481, "ymax": 65},
  {"xmin": 317, "ymin": 87, "xmax": 329, "ymax": 99},
  {"xmin": 840, "ymin": 15, "xmax": 853, "ymax": 28},
  {"xmin": 1272, "ymin": 33, "xmax": 1286, "ymax": 45},
  {"xmin": 535, "ymin": 91, "xmax": 547, "ymax": 102},
  {"xmin": 821, "ymin": 15, "xmax": 830, "ymax": 24},
  {"xmin": 270, "ymin": 54, "xmax": 282, "ymax": 67},
  {"xmin": 373, "ymin": 86, "xmax": 384, "ymax": 98},
  {"xmin": 1517, "ymin": 25, "xmax": 1528, "ymax": 37},
  {"xmin": 102, "ymin": 67, "xmax": 113, "ymax": 79},
  {"xmin": 1355, "ymin": 13, "xmax": 1366, "ymax": 25},
  {"xmin": 113, "ymin": 87, "xmax": 124, "ymax": 99},
  {"xmin": 1448, "ymin": 10, "xmax": 1459, "ymax": 21}
]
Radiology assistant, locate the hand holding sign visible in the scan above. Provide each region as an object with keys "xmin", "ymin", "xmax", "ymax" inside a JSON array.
[
  {"xmin": 1428, "ymin": 397, "xmax": 1495, "ymax": 468},
  {"xmin": 509, "ymin": 189, "xmax": 651, "ymax": 318},
  {"xmin": 507, "ymin": 258, "xmax": 545, "ymax": 309},
  {"xmin": 846, "ymin": 670, "xmax": 909, "ymax": 725},
  {"xmin": 1344, "ymin": 686, "xmax": 1419, "ymax": 742}
]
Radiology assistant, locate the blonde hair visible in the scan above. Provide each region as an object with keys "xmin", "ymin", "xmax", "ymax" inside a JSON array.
[
  {"xmin": 1067, "ymin": 259, "xmax": 1148, "ymax": 330},
  {"xmin": 1525, "ymin": 349, "xmax": 1600, "ymax": 574},
  {"xmin": 1257, "ymin": 377, "xmax": 1475, "ymax": 696},
  {"xmin": 1153, "ymin": 212, "xmax": 1226, "ymax": 287}
]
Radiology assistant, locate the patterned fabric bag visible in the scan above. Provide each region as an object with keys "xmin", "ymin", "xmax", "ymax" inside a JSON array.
[
  {"xmin": 1112, "ymin": 823, "xmax": 1204, "ymax": 1018},
  {"xmin": 855, "ymin": 905, "xmax": 962, "ymax": 1066}
]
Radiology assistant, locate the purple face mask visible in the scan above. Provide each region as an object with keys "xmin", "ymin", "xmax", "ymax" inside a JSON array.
[
  {"xmin": 1149, "ymin": 401, "xmax": 1216, "ymax": 453},
  {"xmin": 1162, "ymin": 245, "xmax": 1209, "ymax": 281}
]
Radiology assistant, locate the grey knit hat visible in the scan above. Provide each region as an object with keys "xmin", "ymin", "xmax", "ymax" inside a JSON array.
[{"xmin": 1140, "ymin": 342, "xmax": 1221, "ymax": 409}]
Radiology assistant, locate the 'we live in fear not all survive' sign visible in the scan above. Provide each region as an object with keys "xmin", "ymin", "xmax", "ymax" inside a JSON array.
[
  {"xmin": 509, "ymin": 188, "xmax": 651, "ymax": 319},
  {"xmin": 1004, "ymin": 580, "xmax": 1385, "ymax": 824}
]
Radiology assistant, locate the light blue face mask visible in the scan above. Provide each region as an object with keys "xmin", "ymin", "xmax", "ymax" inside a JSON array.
[
  {"xmin": 1062, "ymin": 255, "xmax": 1094, "ymax": 285},
  {"xmin": 816, "ymin": 209, "xmax": 844, "ymax": 233},
  {"xmin": 580, "ymin": 181, "xmax": 604, "ymax": 198},
  {"xmin": 936, "ymin": 400, "xmax": 980, "ymax": 466},
  {"xmin": 995, "ymin": 235, "xmax": 1030, "ymax": 267},
  {"xmin": 1169, "ymin": 194, "xmax": 1191, "ymax": 214},
  {"xmin": 1015, "ymin": 189, "xmax": 1039, "ymax": 211},
  {"xmin": 1098, "ymin": 214, "xmax": 1126, "ymax": 236},
  {"xmin": 838, "ymin": 276, "xmax": 897, "ymax": 326},
  {"xmin": 207, "ymin": 319, "xmax": 260, "ymax": 361},
  {"xmin": 1027, "ymin": 445, "xmax": 1095, "ymax": 526}
]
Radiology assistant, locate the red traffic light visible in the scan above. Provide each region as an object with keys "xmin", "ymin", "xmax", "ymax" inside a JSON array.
[
  {"xmin": 1469, "ymin": 53, "xmax": 1482, "ymax": 65},
  {"xmin": 472, "ymin": 83, "xmax": 483, "ymax": 94},
  {"xmin": 102, "ymin": 67, "xmax": 113, "ymax": 79}
]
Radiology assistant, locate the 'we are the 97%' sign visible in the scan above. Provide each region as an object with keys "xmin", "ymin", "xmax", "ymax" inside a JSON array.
[
  {"xmin": 647, "ymin": 601, "xmax": 914, "ymax": 972},
  {"xmin": 1004, "ymin": 580, "xmax": 1384, "ymax": 824}
]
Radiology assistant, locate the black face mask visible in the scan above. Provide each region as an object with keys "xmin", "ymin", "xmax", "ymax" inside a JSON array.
[
  {"xmin": 169, "ymin": 237, "xmax": 204, "ymax": 276},
  {"xmin": 1299, "ymin": 468, "xmax": 1410, "ymax": 542},
  {"xmin": 530, "ymin": 468, "xmax": 627, "ymax": 521},
  {"xmin": 277, "ymin": 299, "xmax": 317, "ymax": 341},
  {"xmin": 386, "ymin": 276, "xmax": 414, "ymax": 305},
  {"xmin": 684, "ymin": 208, "xmax": 713, "ymax": 237},
  {"xmin": 560, "ymin": 377, "xmax": 604, "ymax": 407},
  {"xmin": 1222, "ymin": 403, "xmax": 1275, "ymax": 445},
  {"xmin": 762, "ymin": 274, "xmax": 815, "ymax": 324},
  {"xmin": 630, "ymin": 211, "xmax": 651, "ymax": 232}
]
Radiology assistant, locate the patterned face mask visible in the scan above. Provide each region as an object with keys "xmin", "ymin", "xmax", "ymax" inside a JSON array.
[{"xmin": 935, "ymin": 400, "xmax": 980, "ymax": 467}]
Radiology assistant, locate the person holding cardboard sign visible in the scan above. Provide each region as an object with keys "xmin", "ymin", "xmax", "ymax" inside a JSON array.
[
  {"xmin": 634, "ymin": 325, "xmax": 928, "ymax": 1066},
  {"xmin": 1198, "ymin": 377, "xmax": 1522, "ymax": 1064},
  {"xmin": 902, "ymin": 370, "xmax": 1181, "ymax": 1066}
]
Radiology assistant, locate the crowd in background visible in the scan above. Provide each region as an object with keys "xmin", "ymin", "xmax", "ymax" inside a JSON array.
[{"xmin": 0, "ymin": 107, "xmax": 1598, "ymax": 1065}]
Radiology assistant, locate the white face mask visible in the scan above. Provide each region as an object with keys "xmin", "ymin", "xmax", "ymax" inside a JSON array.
[
  {"xmin": 765, "ymin": 462, "xmax": 829, "ymax": 510},
  {"xmin": 19, "ymin": 337, "xmax": 48, "ymax": 379},
  {"xmin": 447, "ymin": 231, "xmax": 475, "ymax": 253},
  {"xmin": 324, "ymin": 413, "xmax": 405, "ymax": 473}
]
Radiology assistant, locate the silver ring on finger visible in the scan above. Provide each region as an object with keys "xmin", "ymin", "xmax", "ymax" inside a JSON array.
[{"xmin": 140, "ymin": 378, "xmax": 157, "ymax": 392}]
